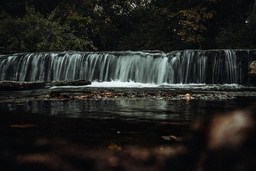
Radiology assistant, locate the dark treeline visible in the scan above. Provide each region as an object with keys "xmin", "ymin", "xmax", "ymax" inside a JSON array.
[{"xmin": 0, "ymin": 0, "xmax": 255, "ymax": 52}]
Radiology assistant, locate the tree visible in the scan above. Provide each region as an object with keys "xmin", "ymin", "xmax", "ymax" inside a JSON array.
[
  {"xmin": 215, "ymin": 0, "xmax": 255, "ymax": 48},
  {"xmin": 174, "ymin": 0, "xmax": 217, "ymax": 48},
  {"xmin": 0, "ymin": 0, "xmax": 255, "ymax": 52},
  {"xmin": 0, "ymin": 5, "xmax": 95, "ymax": 52}
]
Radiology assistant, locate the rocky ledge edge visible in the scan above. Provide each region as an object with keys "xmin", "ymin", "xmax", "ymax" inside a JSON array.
[{"xmin": 0, "ymin": 80, "xmax": 91, "ymax": 91}]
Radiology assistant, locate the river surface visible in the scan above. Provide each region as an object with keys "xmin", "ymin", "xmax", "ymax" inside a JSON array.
[
  {"xmin": 0, "ymin": 96, "xmax": 253, "ymax": 147},
  {"xmin": 1, "ymin": 83, "xmax": 255, "ymax": 122},
  {"xmin": 0, "ymin": 97, "xmax": 252, "ymax": 122},
  {"xmin": 0, "ymin": 84, "xmax": 256, "ymax": 171}
]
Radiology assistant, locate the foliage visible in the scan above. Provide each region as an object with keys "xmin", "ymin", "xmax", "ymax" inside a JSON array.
[
  {"xmin": 215, "ymin": 0, "xmax": 256, "ymax": 48},
  {"xmin": 0, "ymin": 0, "xmax": 255, "ymax": 52},
  {"xmin": 117, "ymin": 7, "xmax": 176, "ymax": 51},
  {"xmin": 0, "ymin": 5, "xmax": 95, "ymax": 52},
  {"xmin": 177, "ymin": 7, "xmax": 215, "ymax": 48}
]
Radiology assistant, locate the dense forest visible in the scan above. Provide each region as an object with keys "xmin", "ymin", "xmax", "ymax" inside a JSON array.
[{"xmin": 0, "ymin": 0, "xmax": 255, "ymax": 52}]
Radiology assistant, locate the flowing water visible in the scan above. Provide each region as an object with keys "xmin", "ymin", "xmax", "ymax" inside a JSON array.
[{"xmin": 0, "ymin": 49, "xmax": 253, "ymax": 84}]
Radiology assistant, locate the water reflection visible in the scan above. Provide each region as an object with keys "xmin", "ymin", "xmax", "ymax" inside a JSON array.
[{"xmin": 0, "ymin": 98, "xmax": 247, "ymax": 122}]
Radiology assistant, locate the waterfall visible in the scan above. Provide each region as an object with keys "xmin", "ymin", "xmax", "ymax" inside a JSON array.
[{"xmin": 0, "ymin": 50, "xmax": 251, "ymax": 84}]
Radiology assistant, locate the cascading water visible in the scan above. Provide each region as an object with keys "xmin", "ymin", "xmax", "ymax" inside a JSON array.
[{"xmin": 0, "ymin": 50, "xmax": 251, "ymax": 84}]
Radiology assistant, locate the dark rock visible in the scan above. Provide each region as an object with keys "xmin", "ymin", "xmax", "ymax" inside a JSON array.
[
  {"xmin": 249, "ymin": 61, "xmax": 256, "ymax": 75},
  {"xmin": 0, "ymin": 81, "xmax": 46, "ymax": 91},
  {"xmin": 248, "ymin": 61, "xmax": 256, "ymax": 85},
  {"xmin": 183, "ymin": 108, "xmax": 256, "ymax": 171},
  {"xmin": 50, "ymin": 80, "xmax": 91, "ymax": 86}
]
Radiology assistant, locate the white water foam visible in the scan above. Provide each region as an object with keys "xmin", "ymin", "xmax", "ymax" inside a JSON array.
[
  {"xmin": 87, "ymin": 80, "xmax": 159, "ymax": 88},
  {"xmin": 86, "ymin": 81, "xmax": 242, "ymax": 89},
  {"xmin": 49, "ymin": 80, "xmax": 243, "ymax": 89}
]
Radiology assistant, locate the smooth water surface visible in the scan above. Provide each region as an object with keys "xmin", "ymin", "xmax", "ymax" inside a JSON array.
[{"xmin": 0, "ymin": 98, "xmax": 250, "ymax": 122}]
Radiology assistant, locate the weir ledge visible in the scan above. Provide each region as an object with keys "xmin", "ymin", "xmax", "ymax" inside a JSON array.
[{"xmin": 0, "ymin": 49, "xmax": 256, "ymax": 85}]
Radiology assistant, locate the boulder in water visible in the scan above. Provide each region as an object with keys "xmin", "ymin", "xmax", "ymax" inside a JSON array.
[
  {"xmin": 248, "ymin": 61, "xmax": 256, "ymax": 85},
  {"xmin": 249, "ymin": 61, "xmax": 256, "ymax": 75}
]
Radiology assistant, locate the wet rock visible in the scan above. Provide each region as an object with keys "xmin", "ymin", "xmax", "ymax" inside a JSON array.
[
  {"xmin": 50, "ymin": 80, "xmax": 91, "ymax": 86},
  {"xmin": 0, "ymin": 81, "xmax": 46, "ymax": 90},
  {"xmin": 248, "ymin": 61, "xmax": 256, "ymax": 85},
  {"xmin": 249, "ymin": 61, "xmax": 256, "ymax": 75},
  {"xmin": 187, "ymin": 109, "xmax": 256, "ymax": 171},
  {"xmin": 48, "ymin": 91, "xmax": 70, "ymax": 99},
  {"xmin": 208, "ymin": 110, "xmax": 255, "ymax": 150}
]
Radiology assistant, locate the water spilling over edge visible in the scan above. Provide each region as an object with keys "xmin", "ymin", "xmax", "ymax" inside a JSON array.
[{"xmin": 0, "ymin": 50, "xmax": 255, "ymax": 85}]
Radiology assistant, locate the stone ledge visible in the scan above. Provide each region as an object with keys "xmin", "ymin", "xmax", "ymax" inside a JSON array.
[{"xmin": 0, "ymin": 81, "xmax": 46, "ymax": 91}]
